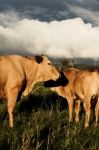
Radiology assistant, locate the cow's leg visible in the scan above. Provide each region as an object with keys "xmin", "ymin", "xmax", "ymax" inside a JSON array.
[
  {"xmin": 94, "ymin": 97, "xmax": 99, "ymax": 127},
  {"xmin": 7, "ymin": 88, "xmax": 19, "ymax": 128},
  {"xmin": 68, "ymin": 99, "xmax": 74, "ymax": 123},
  {"xmin": 84, "ymin": 97, "xmax": 91, "ymax": 128},
  {"xmin": 74, "ymin": 100, "xmax": 81, "ymax": 123}
]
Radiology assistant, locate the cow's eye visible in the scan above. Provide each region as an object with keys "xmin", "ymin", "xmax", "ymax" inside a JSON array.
[{"xmin": 48, "ymin": 63, "xmax": 51, "ymax": 65}]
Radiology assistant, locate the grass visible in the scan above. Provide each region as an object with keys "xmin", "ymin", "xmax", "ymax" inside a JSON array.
[{"xmin": 0, "ymin": 83, "xmax": 98, "ymax": 150}]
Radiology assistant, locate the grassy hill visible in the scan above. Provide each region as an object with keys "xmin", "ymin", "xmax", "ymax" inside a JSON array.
[{"xmin": 0, "ymin": 82, "xmax": 99, "ymax": 150}]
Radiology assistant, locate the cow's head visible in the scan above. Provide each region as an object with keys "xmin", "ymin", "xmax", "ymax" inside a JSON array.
[
  {"xmin": 35, "ymin": 55, "xmax": 60, "ymax": 81},
  {"xmin": 44, "ymin": 71, "xmax": 69, "ymax": 88}
]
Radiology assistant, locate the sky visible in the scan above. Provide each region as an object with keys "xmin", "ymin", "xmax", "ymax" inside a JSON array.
[{"xmin": 0, "ymin": 0, "xmax": 99, "ymax": 58}]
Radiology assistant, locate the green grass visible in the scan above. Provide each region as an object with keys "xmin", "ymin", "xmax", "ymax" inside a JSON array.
[{"xmin": 0, "ymin": 83, "xmax": 98, "ymax": 150}]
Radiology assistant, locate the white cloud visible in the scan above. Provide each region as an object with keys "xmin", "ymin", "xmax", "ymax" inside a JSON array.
[
  {"xmin": 0, "ymin": 10, "xmax": 21, "ymax": 27},
  {"xmin": 0, "ymin": 11, "xmax": 99, "ymax": 58}
]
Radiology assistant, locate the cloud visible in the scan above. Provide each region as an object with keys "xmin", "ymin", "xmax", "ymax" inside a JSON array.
[
  {"xmin": 67, "ymin": 4, "xmax": 99, "ymax": 26},
  {"xmin": 0, "ymin": 10, "xmax": 22, "ymax": 27},
  {"xmin": 0, "ymin": 11, "xmax": 99, "ymax": 58}
]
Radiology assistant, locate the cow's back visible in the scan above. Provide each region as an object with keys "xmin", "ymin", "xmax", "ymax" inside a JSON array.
[
  {"xmin": 0, "ymin": 55, "xmax": 27, "ymax": 99},
  {"xmin": 0, "ymin": 55, "xmax": 28, "ymax": 79},
  {"xmin": 64, "ymin": 68, "xmax": 80, "ymax": 81},
  {"xmin": 73, "ymin": 70, "xmax": 99, "ymax": 99}
]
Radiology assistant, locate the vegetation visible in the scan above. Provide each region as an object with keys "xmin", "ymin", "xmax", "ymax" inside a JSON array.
[
  {"xmin": 0, "ymin": 60, "xmax": 99, "ymax": 150},
  {"xmin": 0, "ymin": 82, "xmax": 99, "ymax": 150}
]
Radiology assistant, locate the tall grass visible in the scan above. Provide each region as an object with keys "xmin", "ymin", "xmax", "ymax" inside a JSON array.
[{"xmin": 0, "ymin": 83, "xmax": 98, "ymax": 150}]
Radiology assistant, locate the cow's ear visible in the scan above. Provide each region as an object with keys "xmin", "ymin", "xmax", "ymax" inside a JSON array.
[{"xmin": 35, "ymin": 55, "xmax": 43, "ymax": 64}]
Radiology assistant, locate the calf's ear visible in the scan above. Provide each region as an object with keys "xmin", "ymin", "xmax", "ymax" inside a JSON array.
[{"xmin": 35, "ymin": 55, "xmax": 43, "ymax": 64}]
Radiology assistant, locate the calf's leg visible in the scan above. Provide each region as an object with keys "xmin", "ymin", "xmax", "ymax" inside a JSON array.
[
  {"xmin": 68, "ymin": 99, "xmax": 74, "ymax": 123},
  {"xmin": 84, "ymin": 97, "xmax": 91, "ymax": 128},
  {"xmin": 74, "ymin": 100, "xmax": 81, "ymax": 123},
  {"xmin": 94, "ymin": 97, "xmax": 99, "ymax": 127}
]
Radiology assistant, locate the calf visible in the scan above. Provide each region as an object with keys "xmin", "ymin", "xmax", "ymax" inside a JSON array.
[
  {"xmin": 48, "ymin": 68, "xmax": 81, "ymax": 123},
  {"xmin": 65, "ymin": 69, "xmax": 99, "ymax": 127}
]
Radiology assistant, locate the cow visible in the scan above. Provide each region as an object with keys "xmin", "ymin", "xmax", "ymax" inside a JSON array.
[
  {"xmin": 47, "ymin": 68, "xmax": 81, "ymax": 123},
  {"xmin": 65, "ymin": 69, "xmax": 99, "ymax": 127},
  {"xmin": 0, "ymin": 55, "xmax": 60, "ymax": 128}
]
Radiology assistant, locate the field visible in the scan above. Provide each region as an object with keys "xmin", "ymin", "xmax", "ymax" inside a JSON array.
[{"xmin": 0, "ymin": 82, "xmax": 99, "ymax": 150}]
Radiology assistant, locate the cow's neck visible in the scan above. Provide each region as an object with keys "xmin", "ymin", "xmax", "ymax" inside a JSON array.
[
  {"xmin": 23, "ymin": 60, "xmax": 44, "ymax": 95},
  {"xmin": 25, "ymin": 61, "xmax": 39, "ymax": 83}
]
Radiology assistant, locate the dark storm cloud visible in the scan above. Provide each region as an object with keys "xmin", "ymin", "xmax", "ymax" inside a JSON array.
[
  {"xmin": 0, "ymin": 0, "xmax": 66, "ymax": 10},
  {"xmin": 0, "ymin": 0, "xmax": 99, "ymax": 22},
  {"xmin": 0, "ymin": 0, "xmax": 71, "ymax": 21},
  {"xmin": 68, "ymin": 0, "xmax": 99, "ymax": 11}
]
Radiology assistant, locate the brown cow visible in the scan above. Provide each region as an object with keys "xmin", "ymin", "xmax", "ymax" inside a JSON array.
[
  {"xmin": 65, "ymin": 69, "xmax": 99, "ymax": 127},
  {"xmin": 0, "ymin": 55, "xmax": 60, "ymax": 128},
  {"xmin": 50, "ymin": 68, "xmax": 81, "ymax": 122}
]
